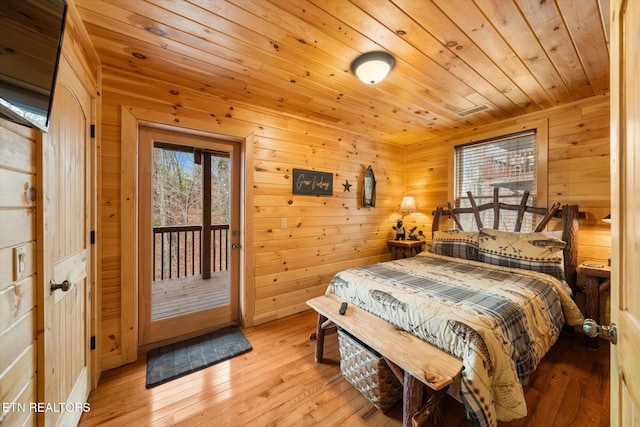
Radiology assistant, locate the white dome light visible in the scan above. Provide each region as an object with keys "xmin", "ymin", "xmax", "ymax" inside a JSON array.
[{"xmin": 351, "ymin": 51, "xmax": 395, "ymax": 85}]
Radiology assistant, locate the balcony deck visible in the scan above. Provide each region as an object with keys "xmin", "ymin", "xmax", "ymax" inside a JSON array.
[{"xmin": 152, "ymin": 271, "xmax": 230, "ymax": 320}]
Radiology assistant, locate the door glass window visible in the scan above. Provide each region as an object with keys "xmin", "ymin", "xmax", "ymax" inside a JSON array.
[
  {"xmin": 151, "ymin": 142, "xmax": 231, "ymax": 320},
  {"xmin": 152, "ymin": 145, "xmax": 202, "ymax": 279}
]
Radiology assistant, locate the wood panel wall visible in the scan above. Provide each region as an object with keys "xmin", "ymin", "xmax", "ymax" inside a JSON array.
[
  {"xmin": 98, "ymin": 67, "xmax": 405, "ymax": 367},
  {"xmin": 405, "ymin": 94, "xmax": 611, "ymax": 319},
  {"xmin": 98, "ymin": 80, "xmax": 611, "ymax": 369},
  {"xmin": 0, "ymin": 120, "xmax": 37, "ymax": 427},
  {"xmin": 0, "ymin": 1, "xmax": 100, "ymax": 421}
]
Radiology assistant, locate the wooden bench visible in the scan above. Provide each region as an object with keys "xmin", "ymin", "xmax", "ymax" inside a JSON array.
[{"xmin": 307, "ymin": 294, "xmax": 463, "ymax": 427}]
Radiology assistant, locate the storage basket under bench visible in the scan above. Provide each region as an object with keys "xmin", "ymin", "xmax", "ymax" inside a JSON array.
[{"xmin": 337, "ymin": 329, "xmax": 403, "ymax": 412}]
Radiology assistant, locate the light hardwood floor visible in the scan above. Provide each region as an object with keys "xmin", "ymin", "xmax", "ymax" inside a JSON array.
[{"xmin": 79, "ymin": 310, "xmax": 610, "ymax": 426}]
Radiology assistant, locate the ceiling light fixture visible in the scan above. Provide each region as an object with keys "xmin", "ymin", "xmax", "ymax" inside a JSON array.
[
  {"xmin": 350, "ymin": 51, "xmax": 395, "ymax": 84},
  {"xmin": 144, "ymin": 25, "xmax": 167, "ymax": 37}
]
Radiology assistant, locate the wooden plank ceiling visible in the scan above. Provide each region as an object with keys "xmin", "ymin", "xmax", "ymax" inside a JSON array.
[{"xmin": 75, "ymin": 0, "xmax": 610, "ymax": 145}]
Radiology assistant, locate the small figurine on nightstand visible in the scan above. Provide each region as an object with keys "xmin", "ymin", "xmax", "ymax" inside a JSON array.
[
  {"xmin": 393, "ymin": 219, "xmax": 406, "ymax": 240},
  {"xmin": 407, "ymin": 226, "xmax": 424, "ymax": 241}
]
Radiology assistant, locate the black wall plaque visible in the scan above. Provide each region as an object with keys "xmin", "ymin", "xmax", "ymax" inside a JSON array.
[{"xmin": 292, "ymin": 169, "xmax": 333, "ymax": 195}]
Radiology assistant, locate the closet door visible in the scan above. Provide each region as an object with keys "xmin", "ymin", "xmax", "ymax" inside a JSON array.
[{"xmin": 38, "ymin": 56, "xmax": 92, "ymax": 426}]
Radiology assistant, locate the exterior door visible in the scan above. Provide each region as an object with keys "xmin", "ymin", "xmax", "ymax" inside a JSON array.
[
  {"xmin": 138, "ymin": 127, "xmax": 241, "ymax": 347},
  {"xmin": 610, "ymin": 0, "xmax": 640, "ymax": 425},
  {"xmin": 37, "ymin": 57, "xmax": 92, "ymax": 425}
]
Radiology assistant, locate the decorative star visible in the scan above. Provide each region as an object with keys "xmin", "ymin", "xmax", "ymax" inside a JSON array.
[{"xmin": 342, "ymin": 180, "xmax": 352, "ymax": 192}]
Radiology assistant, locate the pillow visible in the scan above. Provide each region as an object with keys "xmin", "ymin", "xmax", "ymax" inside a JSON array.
[
  {"xmin": 477, "ymin": 228, "xmax": 566, "ymax": 281},
  {"xmin": 428, "ymin": 230, "xmax": 479, "ymax": 260},
  {"xmin": 543, "ymin": 229, "xmax": 564, "ymax": 240}
]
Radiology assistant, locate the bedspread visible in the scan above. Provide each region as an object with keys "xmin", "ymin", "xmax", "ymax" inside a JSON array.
[{"xmin": 325, "ymin": 252, "xmax": 584, "ymax": 427}]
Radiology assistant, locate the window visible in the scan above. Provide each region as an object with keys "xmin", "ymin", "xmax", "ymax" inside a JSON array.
[{"xmin": 454, "ymin": 130, "xmax": 537, "ymax": 231}]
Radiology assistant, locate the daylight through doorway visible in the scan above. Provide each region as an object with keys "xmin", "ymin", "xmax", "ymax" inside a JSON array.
[{"xmin": 151, "ymin": 142, "xmax": 231, "ymax": 320}]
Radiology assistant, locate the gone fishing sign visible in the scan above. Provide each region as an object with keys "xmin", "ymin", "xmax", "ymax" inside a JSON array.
[{"xmin": 292, "ymin": 169, "xmax": 334, "ymax": 195}]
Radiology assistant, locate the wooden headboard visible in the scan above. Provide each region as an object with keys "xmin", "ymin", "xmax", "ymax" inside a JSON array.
[{"xmin": 432, "ymin": 188, "xmax": 580, "ymax": 295}]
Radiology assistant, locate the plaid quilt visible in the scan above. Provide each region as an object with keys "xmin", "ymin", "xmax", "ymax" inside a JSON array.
[{"xmin": 326, "ymin": 252, "xmax": 584, "ymax": 427}]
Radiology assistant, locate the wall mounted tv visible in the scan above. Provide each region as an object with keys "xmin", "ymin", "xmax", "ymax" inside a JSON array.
[{"xmin": 0, "ymin": 0, "xmax": 68, "ymax": 133}]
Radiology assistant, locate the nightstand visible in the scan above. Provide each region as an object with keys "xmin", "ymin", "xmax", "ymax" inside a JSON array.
[
  {"xmin": 578, "ymin": 261, "xmax": 611, "ymax": 349},
  {"xmin": 387, "ymin": 240, "xmax": 426, "ymax": 260}
]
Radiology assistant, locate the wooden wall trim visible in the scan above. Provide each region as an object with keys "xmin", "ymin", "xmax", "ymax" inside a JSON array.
[
  {"xmin": 34, "ymin": 128, "xmax": 46, "ymax": 419},
  {"xmin": 118, "ymin": 106, "xmax": 252, "ymax": 359},
  {"xmin": 91, "ymin": 63, "xmax": 102, "ymax": 389},
  {"xmin": 445, "ymin": 119, "xmax": 549, "ymax": 211},
  {"xmin": 243, "ymin": 133, "xmax": 255, "ymax": 328},
  {"xmin": 120, "ymin": 107, "xmax": 138, "ymax": 363},
  {"xmin": 537, "ymin": 119, "xmax": 550, "ymax": 209}
]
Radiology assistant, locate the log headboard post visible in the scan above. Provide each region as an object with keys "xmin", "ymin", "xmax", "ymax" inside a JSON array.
[
  {"xmin": 561, "ymin": 205, "xmax": 579, "ymax": 295},
  {"xmin": 432, "ymin": 206, "xmax": 443, "ymax": 237}
]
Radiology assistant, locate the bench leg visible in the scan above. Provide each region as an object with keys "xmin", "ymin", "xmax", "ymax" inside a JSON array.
[
  {"xmin": 403, "ymin": 371, "xmax": 424, "ymax": 427},
  {"xmin": 412, "ymin": 386, "xmax": 449, "ymax": 427},
  {"xmin": 402, "ymin": 370, "xmax": 448, "ymax": 427},
  {"xmin": 313, "ymin": 313, "xmax": 328, "ymax": 362}
]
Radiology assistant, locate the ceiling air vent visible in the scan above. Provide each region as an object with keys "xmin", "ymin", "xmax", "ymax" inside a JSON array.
[{"xmin": 456, "ymin": 104, "xmax": 489, "ymax": 117}]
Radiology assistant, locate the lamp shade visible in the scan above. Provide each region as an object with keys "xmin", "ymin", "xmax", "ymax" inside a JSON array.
[
  {"xmin": 399, "ymin": 196, "xmax": 417, "ymax": 213},
  {"xmin": 351, "ymin": 51, "xmax": 395, "ymax": 84}
]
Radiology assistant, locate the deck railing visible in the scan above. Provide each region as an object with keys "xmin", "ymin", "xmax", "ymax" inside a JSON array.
[
  {"xmin": 153, "ymin": 224, "xmax": 229, "ymax": 281},
  {"xmin": 482, "ymin": 147, "xmax": 535, "ymax": 182}
]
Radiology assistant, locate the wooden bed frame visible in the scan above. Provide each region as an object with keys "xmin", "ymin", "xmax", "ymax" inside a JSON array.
[
  {"xmin": 432, "ymin": 188, "xmax": 581, "ymax": 296},
  {"xmin": 308, "ymin": 190, "xmax": 582, "ymax": 426}
]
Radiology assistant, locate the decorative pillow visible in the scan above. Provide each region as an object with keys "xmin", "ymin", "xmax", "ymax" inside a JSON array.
[
  {"xmin": 477, "ymin": 228, "xmax": 566, "ymax": 281},
  {"xmin": 428, "ymin": 230, "xmax": 479, "ymax": 260}
]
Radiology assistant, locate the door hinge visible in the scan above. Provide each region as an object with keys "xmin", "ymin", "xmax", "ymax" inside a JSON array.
[
  {"xmin": 90, "ymin": 230, "xmax": 96, "ymax": 244},
  {"xmin": 90, "ymin": 124, "xmax": 96, "ymax": 138},
  {"xmin": 90, "ymin": 336, "xmax": 96, "ymax": 350}
]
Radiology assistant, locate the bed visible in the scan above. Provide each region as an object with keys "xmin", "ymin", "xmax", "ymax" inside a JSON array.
[{"xmin": 322, "ymin": 190, "xmax": 585, "ymax": 427}]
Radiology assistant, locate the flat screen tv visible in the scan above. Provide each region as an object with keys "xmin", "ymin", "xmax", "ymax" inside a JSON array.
[{"xmin": 0, "ymin": 0, "xmax": 68, "ymax": 133}]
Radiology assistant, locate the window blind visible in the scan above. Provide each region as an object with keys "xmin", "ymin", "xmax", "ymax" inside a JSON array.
[{"xmin": 454, "ymin": 130, "xmax": 537, "ymax": 231}]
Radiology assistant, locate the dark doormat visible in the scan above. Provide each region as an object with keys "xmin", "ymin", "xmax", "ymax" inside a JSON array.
[{"xmin": 146, "ymin": 325, "xmax": 252, "ymax": 388}]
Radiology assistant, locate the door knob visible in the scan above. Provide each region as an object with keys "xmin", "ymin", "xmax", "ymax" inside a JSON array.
[
  {"xmin": 583, "ymin": 318, "xmax": 617, "ymax": 344},
  {"xmin": 50, "ymin": 279, "xmax": 71, "ymax": 294}
]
